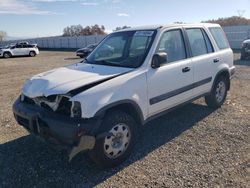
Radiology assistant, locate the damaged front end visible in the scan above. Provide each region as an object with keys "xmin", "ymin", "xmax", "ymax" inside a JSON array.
[
  {"xmin": 13, "ymin": 94, "xmax": 102, "ymax": 161},
  {"xmin": 21, "ymin": 94, "xmax": 81, "ymax": 118}
]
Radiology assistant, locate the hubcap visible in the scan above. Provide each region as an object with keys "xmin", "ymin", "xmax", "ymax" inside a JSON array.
[
  {"xmin": 4, "ymin": 53, "xmax": 10, "ymax": 58},
  {"xmin": 215, "ymin": 81, "xmax": 226, "ymax": 103},
  {"xmin": 104, "ymin": 123, "xmax": 131, "ymax": 159}
]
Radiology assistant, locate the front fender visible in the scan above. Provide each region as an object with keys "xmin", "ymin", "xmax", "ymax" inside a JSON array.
[{"xmin": 70, "ymin": 70, "xmax": 148, "ymax": 121}]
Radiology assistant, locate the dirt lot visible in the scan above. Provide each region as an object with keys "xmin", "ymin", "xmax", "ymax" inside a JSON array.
[{"xmin": 0, "ymin": 51, "xmax": 249, "ymax": 187}]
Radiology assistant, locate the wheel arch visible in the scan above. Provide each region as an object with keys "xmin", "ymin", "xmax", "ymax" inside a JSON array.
[
  {"xmin": 212, "ymin": 68, "xmax": 230, "ymax": 91},
  {"xmin": 94, "ymin": 100, "xmax": 145, "ymax": 126},
  {"xmin": 29, "ymin": 50, "xmax": 36, "ymax": 55},
  {"xmin": 3, "ymin": 51, "xmax": 12, "ymax": 56}
]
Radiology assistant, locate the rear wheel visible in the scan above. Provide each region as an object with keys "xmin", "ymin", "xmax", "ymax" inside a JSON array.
[
  {"xmin": 3, "ymin": 52, "xmax": 11, "ymax": 58},
  {"xmin": 88, "ymin": 111, "xmax": 138, "ymax": 168},
  {"xmin": 205, "ymin": 76, "xmax": 228, "ymax": 108},
  {"xmin": 29, "ymin": 51, "xmax": 36, "ymax": 57}
]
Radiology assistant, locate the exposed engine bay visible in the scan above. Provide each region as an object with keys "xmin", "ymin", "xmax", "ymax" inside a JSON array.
[{"xmin": 21, "ymin": 94, "xmax": 81, "ymax": 118}]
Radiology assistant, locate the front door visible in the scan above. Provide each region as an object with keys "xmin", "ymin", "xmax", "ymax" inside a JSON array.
[
  {"xmin": 147, "ymin": 29, "xmax": 194, "ymax": 117},
  {"xmin": 11, "ymin": 44, "xmax": 23, "ymax": 56}
]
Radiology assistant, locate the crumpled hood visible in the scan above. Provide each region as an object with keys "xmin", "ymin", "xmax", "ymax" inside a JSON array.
[{"xmin": 22, "ymin": 63, "xmax": 132, "ymax": 98}]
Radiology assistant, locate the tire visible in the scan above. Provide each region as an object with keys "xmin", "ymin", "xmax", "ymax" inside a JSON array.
[
  {"xmin": 205, "ymin": 76, "xmax": 228, "ymax": 108},
  {"xmin": 88, "ymin": 110, "xmax": 138, "ymax": 168},
  {"xmin": 29, "ymin": 51, "xmax": 36, "ymax": 57},
  {"xmin": 3, "ymin": 52, "xmax": 11, "ymax": 58}
]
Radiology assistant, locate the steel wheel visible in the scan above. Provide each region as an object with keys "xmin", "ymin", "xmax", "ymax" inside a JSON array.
[
  {"xmin": 3, "ymin": 52, "xmax": 11, "ymax": 58},
  {"xmin": 205, "ymin": 76, "xmax": 228, "ymax": 108},
  {"xmin": 103, "ymin": 123, "xmax": 131, "ymax": 159},
  {"xmin": 88, "ymin": 110, "xmax": 137, "ymax": 168},
  {"xmin": 215, "ymin": 81, "xmax": 226, "ymax": 103}
]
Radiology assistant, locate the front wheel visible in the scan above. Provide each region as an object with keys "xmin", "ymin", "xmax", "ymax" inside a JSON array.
[
  {"xmin": 205, "ymin": 76, "xmax": 228, "ymax": 108},
  {"xmin": 3, "ymin": 52, "xmax": 11, "ymax": 58},
  {"xmin": 88, "ymin": 111, "xmax": 138, "ymax": 168}
]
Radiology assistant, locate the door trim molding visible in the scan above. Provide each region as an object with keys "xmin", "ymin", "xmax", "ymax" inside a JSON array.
[{"xmin": 149, "ymin": 77, "xmax": 212, "ymax": 105}]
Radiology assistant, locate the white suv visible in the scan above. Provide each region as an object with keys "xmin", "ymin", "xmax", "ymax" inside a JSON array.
[
  {"xmin": 13, "ymin": 23, "xmax": 235, "ymax": 167},
  {"xmin": 0, "ymin": 43, "xmax": 39, "ymax": 58}
]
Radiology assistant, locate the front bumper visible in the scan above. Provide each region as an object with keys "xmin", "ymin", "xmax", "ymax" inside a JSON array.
[
  {"xmin": 241, "ymin": 46, "xmax": 250, "ymax": 55},
  {"xmin": 229, "ymin": 66, "xmax": 236, "ymax": 79},
  {"xmin": 13, "ymin": 98, "xmax": 101, "ymax": 149}
]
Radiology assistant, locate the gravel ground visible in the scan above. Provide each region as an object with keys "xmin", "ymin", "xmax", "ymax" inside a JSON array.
[{"xmin": 0, "ymin": 51, "xmax": 249, "ymax": 187}]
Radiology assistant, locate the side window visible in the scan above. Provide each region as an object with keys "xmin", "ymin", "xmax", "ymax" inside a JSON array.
[
  {"xmin": 209, "ymin": 27, "xmax": 229, "ymax": 50},
  {"xmin": 186, "ymin": 28, "xmax": 208, "ymax": 57},
  {"xmin": 156, "ymin": 29, "xmax": 186, "ymax": 63},
  {"xmin": 202, "ymin": 30, "xmax": 214, "ymax": 53}
]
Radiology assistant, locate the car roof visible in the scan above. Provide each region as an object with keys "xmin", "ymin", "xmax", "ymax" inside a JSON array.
[
  {"xmin": 116, "ymin": 23, "xmax": 220, "ymax": 32},
  {"xmin": 243, "ymin": 39, "xmax": 250, "ymax": 43}
]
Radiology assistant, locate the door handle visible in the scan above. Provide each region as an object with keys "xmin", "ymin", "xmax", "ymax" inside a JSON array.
[
  {"xmin": 213, "ymin": 58, "xmax": 220, "ymax": 63},
  {"xmin": 182, "ymin": 67, "xmax": 191, "ymax": 73}
]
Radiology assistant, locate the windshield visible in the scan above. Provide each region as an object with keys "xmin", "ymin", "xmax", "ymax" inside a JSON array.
[{"xmin": 85, "ymin": 30, "xmax": 156, "ymax": 68}]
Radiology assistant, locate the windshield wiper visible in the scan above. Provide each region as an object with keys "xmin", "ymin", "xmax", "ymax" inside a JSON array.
[{"xmin": 80, "ymin": 58, "xmax": 92, "ymax": 64}]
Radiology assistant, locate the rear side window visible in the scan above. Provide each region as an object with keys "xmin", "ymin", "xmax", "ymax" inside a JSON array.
[
  {"xmin": 209, "ymin": 27, "xmax": 229, "ymax": 50},
  {"xmin": 186, "ymin": 28, "xmax": 209, "ymax": 56}
]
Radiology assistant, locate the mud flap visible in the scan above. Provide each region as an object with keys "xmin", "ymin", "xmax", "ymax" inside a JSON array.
[{"xmin": 68, "ymin": 135, "xmax": 95, "ymax": 162}]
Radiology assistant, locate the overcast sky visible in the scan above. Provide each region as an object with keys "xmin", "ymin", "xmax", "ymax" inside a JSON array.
[{"xmin": 1, "ymin": 0, "xmax": 250, "ymax": 37}]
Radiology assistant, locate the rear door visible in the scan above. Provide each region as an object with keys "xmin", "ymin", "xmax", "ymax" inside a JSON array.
[
  {"xmin": 184, "ymin": 27, "xmax": 218, "ymax": 96},
  {"xmin": 147, "ymin": 28, "xmax": 194, "ymax": 116},
  {"xmin": 22, "ymin": 44, "xmax": 30, "ymax": 55}
]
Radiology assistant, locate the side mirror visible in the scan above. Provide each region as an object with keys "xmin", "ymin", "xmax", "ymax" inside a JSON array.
[{"xmin": 151, "ymin": 52, "xmax": 167, "ymax": 69}]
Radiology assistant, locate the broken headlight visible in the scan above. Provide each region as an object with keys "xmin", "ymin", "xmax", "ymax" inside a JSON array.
[{"xmin": 71, "ymin": 101, "xmax": 82, "ymax": 118}]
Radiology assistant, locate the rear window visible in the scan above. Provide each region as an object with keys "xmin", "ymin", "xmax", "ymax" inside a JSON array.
[{"xmin": 209, "ymin": 27, "xmax": 229, "ymax": 50}]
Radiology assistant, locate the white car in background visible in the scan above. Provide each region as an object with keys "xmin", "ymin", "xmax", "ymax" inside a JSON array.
[{"xmin": 0, "ymin": 43, "xmax": 39, "ymax": 58}]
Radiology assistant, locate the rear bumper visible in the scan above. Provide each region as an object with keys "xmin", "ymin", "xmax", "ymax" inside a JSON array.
[{"xmin": 13, "ymin": 98, "xmax": 101, "ymax": 148}]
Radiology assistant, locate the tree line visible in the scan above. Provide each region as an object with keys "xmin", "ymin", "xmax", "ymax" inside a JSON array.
[
  {"xmin": 62, "ymin": 24, "xmax": 106, "ymax": 36},
  {"xmin": 62, "ymin": 24, "xmax": 131, "ymax": 37},
  {"xmin": 202, "ymin": 16, "xmax": 250, "ymax": 26}
]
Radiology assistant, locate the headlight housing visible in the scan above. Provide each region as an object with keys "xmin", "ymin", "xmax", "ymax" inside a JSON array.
[{"xmin": 71, "ymin": 101, "xmax": 82, "ymax": 118}]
